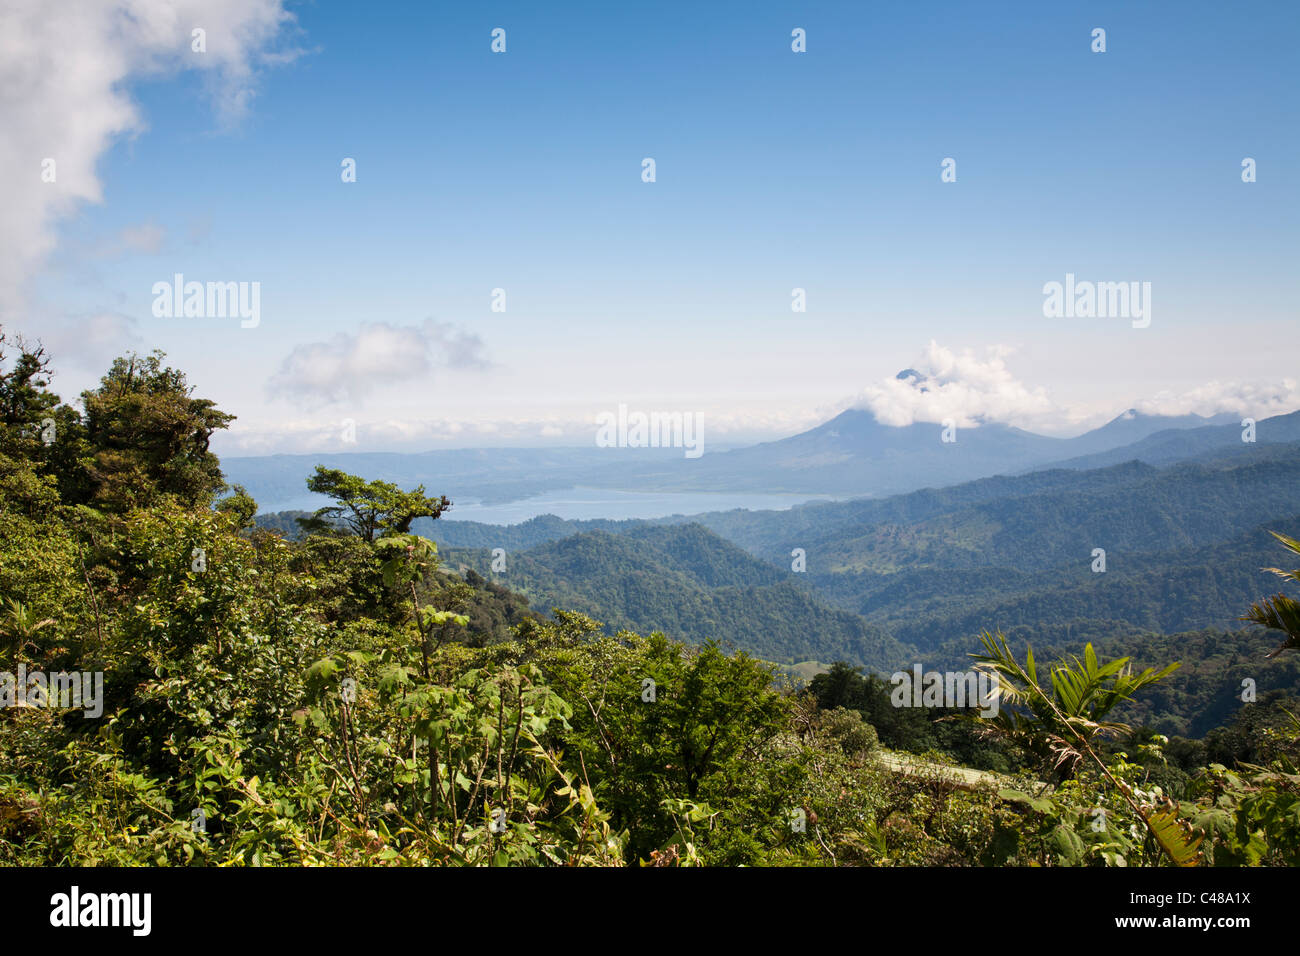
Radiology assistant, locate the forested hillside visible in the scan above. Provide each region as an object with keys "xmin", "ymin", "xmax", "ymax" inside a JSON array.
[
  {"xmin": 438, "ymin": 526, "xmax": 910, "ymax": 668},
  {"xmin": 404, "ymin": 447, "xmax": 1300, "ymax": 699},
  {"xmin": 5, "ymin": 337, "xmax": 1300, "ymax": 869}
]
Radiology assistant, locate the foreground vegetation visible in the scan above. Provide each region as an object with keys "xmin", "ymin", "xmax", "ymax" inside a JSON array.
[{"xmin": 1, "ymin": 335, "xmax": 1298, "ymax": 866}]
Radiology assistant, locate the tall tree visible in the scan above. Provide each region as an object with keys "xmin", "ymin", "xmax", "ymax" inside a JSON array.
[
  {"xmin": 303, "ymin": 466, "xmax": 449, "ymax": 542},
  {"xmin": 78, "ymin": 350, "xmax": 234, "ymax": 511}
]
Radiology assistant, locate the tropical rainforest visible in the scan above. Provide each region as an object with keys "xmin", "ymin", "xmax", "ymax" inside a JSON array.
[{"xmin": 3, "ymin": 334, "xmax": 1299, "ymax": 867}]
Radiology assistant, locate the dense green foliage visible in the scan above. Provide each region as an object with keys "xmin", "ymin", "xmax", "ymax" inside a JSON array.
[
  {"xmin": 405, "ymin": 443, "xmax": 1300, "ymax": 738},
  {"xmin": 3, "ymin": 338, "xmax": 1299, "ymax": 868},
  {"xmin": 440, "ymin": 527, "xmax": 908, "ymax": 668}
]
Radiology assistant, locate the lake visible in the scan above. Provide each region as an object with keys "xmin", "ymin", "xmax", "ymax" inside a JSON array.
[{"xmin": 445, "ymin": 487, "xmax": 842, "ymax": 524}]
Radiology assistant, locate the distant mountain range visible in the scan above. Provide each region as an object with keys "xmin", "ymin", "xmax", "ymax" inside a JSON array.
[
  {"xmin": 226, "ymin": 374, "xmax": 1290, "ymax": 510},
  {"xmin": 1042, "ymin": 410, "xmax": 1300, "ymax": 471},
  {"xmin": 635, "ymin": 405, "xmax": 1247, "ymax": 496}
]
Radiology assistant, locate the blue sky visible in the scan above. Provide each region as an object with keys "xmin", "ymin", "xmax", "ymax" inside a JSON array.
[{"xmin": 8, "ymin": 0, "xmax": 1299, "ymax": 454}]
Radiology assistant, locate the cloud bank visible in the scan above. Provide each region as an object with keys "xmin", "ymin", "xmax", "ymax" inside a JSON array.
[
  {"xmin": 269, "ymin": 320, "xmax": 491, "ymax": 406},
  {"xmin": 1135, "ymin": 380, "xmax": 1300, "ymax": 421}
]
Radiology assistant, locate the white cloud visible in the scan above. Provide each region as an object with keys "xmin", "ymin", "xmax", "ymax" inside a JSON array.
[
  {"xmin": 853, "ymin": 340, "xmax": 1054, "ymax": 428},
  {"xmin": 0, "ymin": 0, "xmax": 299, "ymax": 318},
  {"xmin": 849, "ymin": 341, "xmax": 1300, "ymax": 435},
  {"xmin": 1135, "ymin": 379, "xmax": 1300, "ymax": 421},
  {"xmin": 268, "ymin": 320, "xmax": 490, "ymax": 406}
]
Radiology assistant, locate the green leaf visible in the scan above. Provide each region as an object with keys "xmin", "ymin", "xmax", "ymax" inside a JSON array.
[
  {"xmin": 998, "ymin": 789, "xmax": 1056, "ymax": 814},
  {"xmin": 1147, "ymin": 810, "xmax": 1201, "ymax": 867}
]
